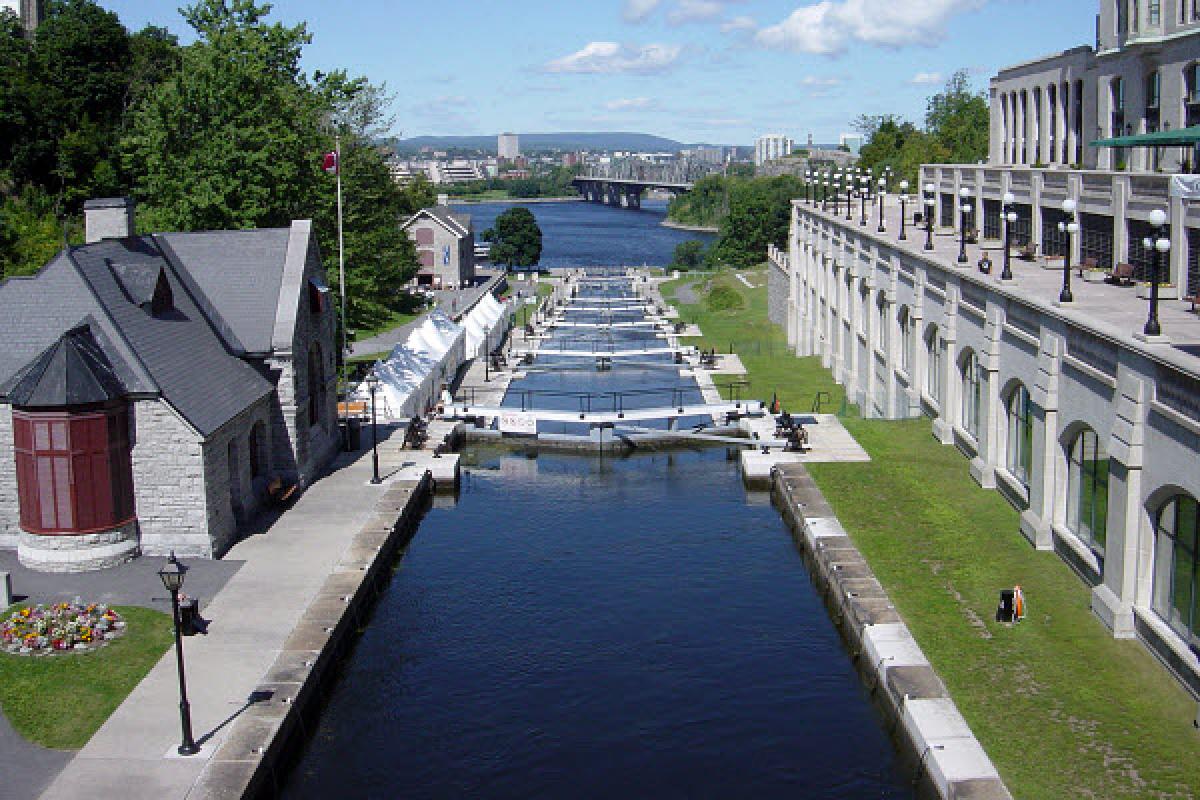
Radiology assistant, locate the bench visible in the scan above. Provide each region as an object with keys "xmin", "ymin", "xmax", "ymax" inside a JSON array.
[
  {"xmin": 267, "ymin": 476, "xmax": 298, "ymax": 508},
  {"xmin": 1017, "ymin": 242, "xmax": 1038, "ymax": 261},
  {"xmin": 1105, "ymin": 262, "xmax": 1135, "ymax": 286},
  {"xmin": 338, "ymin": 401, "xmax": 368, "ymax": 419}
]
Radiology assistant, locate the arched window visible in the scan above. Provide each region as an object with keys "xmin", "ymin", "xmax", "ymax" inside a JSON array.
[
  {"xmin": 1005, "ymin": 384, "xmax": 1033, "ymax": 487},
  {"xmin": 925, "ymin": 328, "xmax": 942, "ymax": 403},
  {"xmin": 248, "ymin": 421, "xmax": 267, "ymax": 479},
  {"xmin": 1066, "ymin": 428, "xmax": 1109, "ymax": 555},
  {"xmin": 898, "ymin": 307, "xmax": 913, "ymax": 373},
  {"xmin": 875, "ymin": 294, "xmax": 889, "ymax": 352},
  {"xmin": 308, "ymin": 342, "xmax": 326, "ymax": 430},
  {"xmin": 960, "ymin": 351, "xmax": 982, "ymax": 440},
  {"xmin": 1151, "ymin": 494, "xmax": 1199, "ymax": 647}
]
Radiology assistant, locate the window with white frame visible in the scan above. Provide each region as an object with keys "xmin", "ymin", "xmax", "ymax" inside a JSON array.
[
  {"xmin": 876, "ymin": 294, "xmax": 888, "ymax": 352},
  {"xmin": 899, "ymin": 307, "xmax": 913, "ymax": 374},
  {"xmin": 960, "ymin": 350, "xmax": 982, "ymax": 439},
  {"xmin": 1066, "ymin": 428, "xmax": 1109, "ymax": 556},
  {"xmin": 1005, "ymin": 384, "xmax": 1034, "ymax": 488}
]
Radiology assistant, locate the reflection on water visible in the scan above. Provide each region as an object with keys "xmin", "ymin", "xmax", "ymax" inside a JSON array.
[{"xmin": 282, "ymin": 447, "xmax": 909, "ymax": 799}]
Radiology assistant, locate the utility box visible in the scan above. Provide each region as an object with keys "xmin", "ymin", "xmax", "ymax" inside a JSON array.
[{"xmin": 0, "ymin": 571, "xmax": 11, "ymax": 610}]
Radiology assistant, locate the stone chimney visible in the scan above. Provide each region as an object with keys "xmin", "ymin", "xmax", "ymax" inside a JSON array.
[{"xmin": 83, "ymin": 197, "xmax": 135, "ymax": 243}]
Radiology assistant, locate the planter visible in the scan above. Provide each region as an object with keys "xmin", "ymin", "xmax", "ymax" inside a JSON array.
[
  {"xmin": 1137, "ymin": 282, "xmax": 1179, "ymax": 300},
  {"xmin": 1081, "ymin": 269, "xmax": 1108, "ymax": 283}
]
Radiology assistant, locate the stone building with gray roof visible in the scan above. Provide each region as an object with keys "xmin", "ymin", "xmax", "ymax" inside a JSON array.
[{"xmin": 0, "ymin": 198, "xmax": 339, "ymax": 570}]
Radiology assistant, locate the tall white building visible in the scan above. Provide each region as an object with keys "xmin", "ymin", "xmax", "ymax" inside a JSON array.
[
  {"xmin": 755, "ymin": 134, "xmax": 795, "ymax": 166},
  {"xmin": 498, "ymin": 133, "xmax": 520, "ymax": 161}
]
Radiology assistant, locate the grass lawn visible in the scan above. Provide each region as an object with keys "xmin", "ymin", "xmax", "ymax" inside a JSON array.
[
  {"xmin": 0, "ymin": 605, "xmax": 173, "ymax": 749},
  {"xmin": 354, "ymin": 309, "xmax": 422, "ymax": 343},
  {"xmin": 662, "ymin": 270, "xmax": 1200, "ymax": 800}
]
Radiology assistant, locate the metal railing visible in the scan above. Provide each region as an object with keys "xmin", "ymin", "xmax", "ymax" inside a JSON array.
[{"xmin": 452, "ymin": 381, "xmax": 751, "ymax": 414}]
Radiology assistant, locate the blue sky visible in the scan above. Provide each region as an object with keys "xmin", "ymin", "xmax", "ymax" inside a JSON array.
[{"xmin": 97, "ymin": 0, "xmax": 1095, "ymax": 146}]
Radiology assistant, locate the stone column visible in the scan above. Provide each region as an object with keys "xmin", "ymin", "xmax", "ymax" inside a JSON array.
[
  {"xmin": 1022, "ymin": 331, "xmax": 1062, "ymax": 549},
  {"xmin": 968, "ymin": 304, "xmax": 1003, "ymax": 490},
  {"xmin": 1092, "ymin": 369, "xmax": 1147, "ymax": 638},
  {"xmin": 931, "ymin": 290, "xmax": 958, "ymax": 445}
]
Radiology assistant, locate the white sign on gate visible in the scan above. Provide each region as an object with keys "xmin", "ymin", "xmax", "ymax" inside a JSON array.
[{"xmin": 498, "ymin": 412, "xmax": 537, "ymax": 435}]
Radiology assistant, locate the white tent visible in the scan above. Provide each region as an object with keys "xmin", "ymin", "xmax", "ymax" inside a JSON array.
[{"xmin": 350, "ymin": 343, "xmax": 435, "ymax": 420}]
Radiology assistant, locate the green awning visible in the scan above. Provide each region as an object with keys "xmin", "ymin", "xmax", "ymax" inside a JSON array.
[{"xmin": 1090, "ymin": 125, "xmax": 1200, "ymax": 148}]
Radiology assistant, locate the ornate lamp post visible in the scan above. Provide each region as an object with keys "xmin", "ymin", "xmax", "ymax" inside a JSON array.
[
  {"xmin": 923, "ymin": 183, "xmax": 936, "ymax": 251},
  {"xmin": 1143, "ymin": 208, "xmax": 1170, "ymax": 337},
  {"xmin": 957, "ymin": 187, "xmax": 972, "ymax": 264},
  {"xmin": 877, "ymin": 177, "xmax": 887, "ymax": 233},
  {"xmin": 1000, "ymin": 192, "xmax": 1018, "ymax": 281},
  {"xmin": 845, "ymin": 178, "xmax": 854, "ymax": 222},
  {"xmin": 1058, "ymin": 198, "xmax": 1079, "ymax": 303},
  {"xmin": 159, "ymin": 554, "xmax": 200, "ymax": 757},
  {"xmin": 859, "ymin": 177, "xmax": 868, "ymax": 226},
  {"xmin": 821, "ymin": 178, "xmax": 829, "ymax": 211},
  {"xmin": 366, "ymin": 371, "xmax": 382, "ymax": 484},
  {"xmin": 804, "ymin": 171, "xmax": 811, "ymax": 204},
  {"xmin": 898, "ymin": 180, "xmax": 909, "ymax": 240}
]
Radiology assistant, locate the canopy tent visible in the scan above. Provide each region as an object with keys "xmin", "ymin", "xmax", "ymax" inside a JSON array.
[
  {"xmin": 1090, "ymin": 125, "xmax": 1200, "ymax": 148},
  {"xmin": 461, "ymin": 293, "xmax": 512, "ymax": 358},
  {"xmin": 350, "ymin": 344, "xmax": 437, "ymax": 420}
]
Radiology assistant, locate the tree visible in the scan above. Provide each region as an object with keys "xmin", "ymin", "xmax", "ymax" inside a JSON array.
[
  {"xmin": 483, "ymin": 207, "xmax": 542, "ymax": 269},
  {"xmin": 123, "ymin": 0, "xmax": 326, "ymax": 231},
  {"xmin": 670, "ymin": 240, "xmax": 706, "ymax": 271},
  {"xmin": 0, "ymin": 186, "xmax": 72, "ymax": 279},
  {"xmin": 925, "ymin": 70, "xmax": 989, "ymax": 164},
  {"xmin": 704, "ymin": 176, "xmax": 800, "ymax": 269}
]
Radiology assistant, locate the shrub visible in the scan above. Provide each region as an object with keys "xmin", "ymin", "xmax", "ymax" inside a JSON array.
[{"xmin": 705, "ymin": 284, "xmax": 744, "ymax": 312}]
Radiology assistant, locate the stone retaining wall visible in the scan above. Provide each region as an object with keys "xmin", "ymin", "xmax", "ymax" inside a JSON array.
[{"xmin": 772, "ymin": 462, "xmax": 1012, "ymax": 800}]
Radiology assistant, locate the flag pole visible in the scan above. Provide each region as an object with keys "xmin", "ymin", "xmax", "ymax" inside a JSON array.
[{"xmin": 335, "ymin": 133, "xmax": 347, "ymax": 398}]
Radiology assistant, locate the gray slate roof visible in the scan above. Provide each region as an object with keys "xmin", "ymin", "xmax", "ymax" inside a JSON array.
[
  {"xmin": 157, "ymin": 228, "xmax": 291, "ymax": 355},
  {"xmin": 0, "ymin": 236, "xmax": 275, "ymax": 436},
  {"xmin": 2, "ymin": 323, "xmax": 127, "ymax": 407},
  {"xmin": 404, "ymin": 206, "xmax": 472, "ymax": 238}
]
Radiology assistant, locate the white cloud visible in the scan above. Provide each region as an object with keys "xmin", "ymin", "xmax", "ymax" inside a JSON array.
[
  {"xmin": 799, "ymin": 75, "xmax": 844, "ymax": 87},
  {"xmin": 720, "ymin": 15, "xmax": 757, "ymax": 33},
  {"xmin": 909, "ymin": 71, "xmax": 943, "ymax": 85},
  {"xmin": 605, "ymin": 97, "xmax": 658, "ymax": 111},
  {"xmin": 668, "ymin": 0, "xmax": 750, "ymax": 25},
  {"xmin": 544, "ymin": 41, "xmax": 682, "ymax": 74},
  {"xmin": 757, "ymin": 0, "xmax": 984, "ymax": 56},
  {"xmin": 623, "ymin": 0, "xmax": 662, "ymax": 22}
]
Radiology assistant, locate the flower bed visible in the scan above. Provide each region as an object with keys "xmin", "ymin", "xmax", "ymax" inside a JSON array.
[{"xmin": 1, "ymin": 602, "xmax": 126, "ymax": 655}]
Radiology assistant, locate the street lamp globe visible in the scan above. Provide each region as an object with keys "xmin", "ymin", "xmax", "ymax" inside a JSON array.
[
  {"xmin": 959, "ymin": 187, "xmax": 970, "ymax": 199},
  {"xmin": 1058, "ymin": 221, "xmax": 1066, "ymax": 233},
  {"xmin": 1149, "ymin": 209, "xmax": 1168, "ymax": 227},
  {"xmin": 1002, "ymin": 191, "xmax": 1015, "ymax": 206},
  {"xmin": 1006, "ymin": 212, "xmax": 1017, "ymax": 222},
  {"xmin": 158, "ymin": 553, "xmax": 186, "ymax": 594},
  {"xmin": 1156, "ymin": 237, "xmax": 1171, "ymax": 253},
  {"xmin": 1062, "ymin": 198, "xmax": 1077, "ymax": 214},
  {"xmin": 1143, "ymin": 237, "xmax": 1154, "ymax": 250},
  {"xmin": 899, "ymin": 179, "xmax": 909, "ymax": 193},
  {"xmin": 1067, "ymin": 222, "xmax": 1079, "ymax": 234},
  {"xmin": 924, "ymin": 183, "xmax": 935, "ymax": 194}
]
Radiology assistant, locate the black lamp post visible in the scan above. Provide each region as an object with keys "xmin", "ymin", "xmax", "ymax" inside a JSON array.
[
  {"xmin": 1143, "ymin": 208, "xmax": 1170, "ymax": 336},
  {"xmin": 820, "ymin": 178, "xmax": 828, "ymax": 211},
  {"xmin": 898, "ymin": 180, "xmax": 909, "ymax": 240},
  {"xmin": 158, "ymin": 553, "xmax": 199, "ymax": 757},
  {"xmin": 366, "ymin": 371, "xmax": 381, "ymax": 484},
  {"xmin": 859, "ymin": 178, "xmax": 868, "ymax": 225},
  {"xmin": 1001, "ymin": 192, "xmax": 1017, "ymax": 281},
  {"xmin": 1058, "ymin": 198, "xmax": 1078, "ymax": 303},
  {"xmin": 845, "ymin": 182, "xmax": 854, "ymax": 222},
  {"xmin": 804, "ymin": 171, "xmax": 811, "ymax": 204},
  {"xmin": 923, "ymin": 183, "xmax": 936, "ymax": 251},
  {"xmin": 957, "ymin": 187, "xmax": 972, "ymax": 264},
  {"xmin": 877, "ymin": 178, "xmax": 887, "ymax": 233}
]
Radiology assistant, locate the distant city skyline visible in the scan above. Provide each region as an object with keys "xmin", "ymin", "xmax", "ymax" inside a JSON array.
[{"xmin": 95, "ymin": 0, "xmax": 1096, "ymax": 145}]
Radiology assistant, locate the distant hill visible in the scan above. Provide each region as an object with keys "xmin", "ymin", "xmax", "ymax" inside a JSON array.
[{"xmin": 393, "ymin": 132, "xmax": 731, "ymax": 154}]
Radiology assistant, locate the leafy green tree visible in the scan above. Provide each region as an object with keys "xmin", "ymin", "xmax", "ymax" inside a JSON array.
[
  {"xmin": 0, "ymin": 187, "xmax": 72, "ymax": 279},
  {"xmin": 123, "ymin": 0, "xmax": 326, "ymax": 231},
  {"xmin": 925, "ymin": 70, "xmax": 990, "ymax": 164},
  {"xmin": 399, "ymin": 174, "xmax": 436, "ymax": 216},
  {"xmin": 670, "ymin": 239, "xmax": 706, "ymax": 271},
  {"xmin": 705, "ymin": 176, "xmax": 801, "ymax": 269},
  {"xmin": 483, "ymin": 207, "xmax": 542, "ymax": 269}
]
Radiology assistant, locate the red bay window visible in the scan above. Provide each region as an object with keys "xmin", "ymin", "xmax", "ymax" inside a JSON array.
[{"xmin": 13, "ymin": 405, "xmax": 135, "ymax": 534}]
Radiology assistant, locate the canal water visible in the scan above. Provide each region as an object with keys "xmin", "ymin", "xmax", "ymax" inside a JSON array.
[
  {"xmin": 282, "ymin": 209, "xmax": 912, "ymax": 798},
  {"xmin": 455, "ymin": 199, "xmax": 712, "ymax": 269}
]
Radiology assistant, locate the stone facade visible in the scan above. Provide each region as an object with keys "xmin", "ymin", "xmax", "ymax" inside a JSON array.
[
  {"xmin": 0, "ymin": 409, "xmax": 17, "ymax": 549},
  {"xmin": 129, "ymin": 400, "xmax": 210, "ymax": 557},
  {"xmin": 405, "ymin": 208, "xmax": 476, "ymax": 290},
  {"xmin": 773, "ymin": 204, "xmax": 1200, "ymax": 695},
  {"xmin": 767, "ymin": 246, "xmax": 788, "ymax": 327}
]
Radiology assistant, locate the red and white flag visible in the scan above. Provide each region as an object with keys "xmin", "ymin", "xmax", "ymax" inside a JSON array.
[{"xmin": 322, "ymin": 151, "xmax": 339, "ymax": 174}]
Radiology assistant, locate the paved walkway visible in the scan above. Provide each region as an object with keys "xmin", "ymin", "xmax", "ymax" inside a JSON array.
[{"xmin": 36, "ymin": 434, "xmax": 411, "ymax": 800}]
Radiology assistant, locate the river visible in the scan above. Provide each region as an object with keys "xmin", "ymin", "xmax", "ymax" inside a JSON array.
[
  {"xmin": 281, "ymin": 206, "xmax": 911, "ymax": 799},
  {"xmin": 455, "ymin": 199, "xmax": 713, "ymax": 269}
]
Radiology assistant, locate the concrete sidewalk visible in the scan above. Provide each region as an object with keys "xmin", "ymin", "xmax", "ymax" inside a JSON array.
[{"xmin": 37, "ymin": 434, "xmax": 412, "ymax": 800}]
